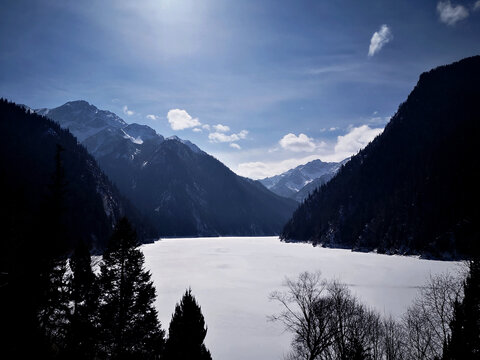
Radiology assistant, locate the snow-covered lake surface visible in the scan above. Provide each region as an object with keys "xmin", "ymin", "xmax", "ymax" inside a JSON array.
[{"xmin": 142, "ymin": 236, "xmax": 462, "ymax": 360}]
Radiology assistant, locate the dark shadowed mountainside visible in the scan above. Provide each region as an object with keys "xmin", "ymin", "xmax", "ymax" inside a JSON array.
[
  {"xmin": 0, "ymin": 100, "xmax": 153, "ymax": 256},
  {"xmin": 281, "ymin": 56, "xmax": 480, "ymax": 259}
]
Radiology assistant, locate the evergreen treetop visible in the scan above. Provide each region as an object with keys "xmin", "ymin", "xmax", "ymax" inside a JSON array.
[
  {"xmin": 164, "ymin": 288, "xmax": 212, "ymax": 360},
  {"xmin": 98, "ymin": 217, "xmax": 164, "ymax": 359}
]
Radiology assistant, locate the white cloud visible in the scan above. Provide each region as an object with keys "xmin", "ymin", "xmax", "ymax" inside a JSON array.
[
  {"xmin": 333, "ymin": 125, "xmax": 383, "ymax": 160},
  {"xmin": 167, "ymin": 109, "xmax": 201, "ymax": 130},
  {"xmin": 235, "ymin": 125, "xmax": 384, "ymax": 179},
  {"xmin": 209, "ymin": 130, "xmax": 248, "ymax": 143},
  {"xmin": 213, "ymin": 124, "xmax": 231, "ymax": 132},
  {"xmin": 192, "ymin": 128, "xmax": 202, "ymax": 133},
  {"xmin": 146, "ymin": 114, "xmax": 158, "ymax": 120},
  {"xmin": 475, "ymin": 1, "xmax": 480, "ymax": 10},
  {"xmin": 237, "ymin": 157, "xmax": 322, "ymax": 179},
  {"xmin": 202, "ymin": 124, "xmax": 211, "ymax": 131},
  {"xmin": 230, "ymin": 143, "xmax": 241, "ymax": 150},
  {"xmin": 279, "ymin": 133, "xmax": 316, "ymax": 152},
  {"xmin": 237, "ymin": 162, "xmax": 271, "ymax": 179},
  {"xmin": 437, "ymin": 1, "xmax": 469, "ymax": 25},
  {"xmin": 368, "ymin": 24, "xmax": 393, "ymax": 57},
  {"xmin": 123, "ymin": 105, "xmax": 134, "ymax": 116}
]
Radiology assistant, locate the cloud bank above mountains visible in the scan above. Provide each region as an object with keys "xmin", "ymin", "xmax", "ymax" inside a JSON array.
[{"xmin": 236, "ymin": 124, "xmax": 384, "ymax": 179}]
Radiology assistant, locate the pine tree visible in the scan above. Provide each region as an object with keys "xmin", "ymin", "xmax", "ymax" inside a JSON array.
[
  {"xmin": 45, "ymin": 143, "xmax": 68, "ymax": 256},
  {"xmin": 36, "ymin": 144, "xmax": 70, "ymax": 356},
  {"xmin": 442, "ymin": 259, "xmax": 480, "ymax": 359},
  {"xmin": 64, "ymin": 241, "xmax": 99, "ymax": 358},
  {"xmin": 37, "ymin": 258, "xmax": 70, "ymax": 356},
  {"xmin": 164, "ymin": 288, "xmax": 212, "ymax": 360},
  {"xmin": 98, "ymin": 217, "xmax": 164, "ymax": 359}
]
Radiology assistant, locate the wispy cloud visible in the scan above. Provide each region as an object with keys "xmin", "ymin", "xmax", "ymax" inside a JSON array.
[
  {"xmin": 123, "ymin": 105, "xmax": 134, "ymax": 116},
  {"xmin": 279, "ymin": 133, "xmax": 317, "ymax": 152},
  {"xmin": 167, "ymin": 109, "xmax": 201, "ymax": 130},
  {"xmin": 368, "ymin": 25, "xmax": 393, "ymax": 57},
  {"xmin": 230, "ymin": 143, "xmax": 241, "ymax": 150},
  {"xmin": 209, "ymin": 130, "xmax": 248, "ymax": 143},
  {"xmin": 473, "ymin": 1, "xmax": 480, "ymax": 10},
  {"xmin": 437, "ymin": 1, "xmax": 469, "ymax": 25},
  {"xmin": 146, "ymin": 114, "xmax": 158, "ymax": 120},
  {"xmin": 368, "ymin": 116, "xmax": 391, "ymax": 125},
  {"xmin": 306, "ymin": 63, "xmax": 359, "ymax": 75},
  {"xmin": 192, "ymin": 128, "xmax": 202, "ymax": 132}
]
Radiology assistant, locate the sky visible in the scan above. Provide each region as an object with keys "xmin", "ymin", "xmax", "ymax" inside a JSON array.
[{"xmin": 1, "ymin": 0, "xmax": 479, "ymax": 179}]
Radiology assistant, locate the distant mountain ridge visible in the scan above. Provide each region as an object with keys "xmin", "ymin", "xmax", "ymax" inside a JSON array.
[
  {"xmin": 259, "ymin": 159, "xmax": 348, "ymax": 201},
  {"xmin": 40, "ymin": 101, "xmax": 297, "ymax": 237},
  {"xmin": 281, "ymin": 56, "xmax": 480, "ymax": 259}
]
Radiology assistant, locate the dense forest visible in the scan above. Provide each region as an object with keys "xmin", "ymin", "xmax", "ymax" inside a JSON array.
[{"xmin": 282, "ymin": 56, "xmax": 480, "ymax": 259}]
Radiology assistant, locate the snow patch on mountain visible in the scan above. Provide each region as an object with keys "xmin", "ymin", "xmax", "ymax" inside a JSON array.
[
  {"xmin": 37, "ymin": 101, "xmax": 201, "ymax": 162},
  {"xmin": 121, "ymin": 129, "xmax": 144, "ymax": 144}
]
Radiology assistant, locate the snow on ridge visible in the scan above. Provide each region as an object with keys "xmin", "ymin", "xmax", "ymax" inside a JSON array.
[{"xmin": 121, "ymin": 129, "xmax": 144, "ymax": 144}]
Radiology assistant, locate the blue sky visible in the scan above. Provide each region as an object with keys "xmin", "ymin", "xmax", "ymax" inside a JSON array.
[{"xmin": 1, "ymin": 0, "xmax": 479, "ymax": 178}]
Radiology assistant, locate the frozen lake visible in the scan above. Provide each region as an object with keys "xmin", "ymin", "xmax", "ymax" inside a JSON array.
[{"xmin": 142, "ymin": 236, "xmax": 461, "ymax": 360}]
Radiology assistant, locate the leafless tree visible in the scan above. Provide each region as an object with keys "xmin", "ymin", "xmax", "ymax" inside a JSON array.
[
  {"xmin": 269, "ymin": 272, "xmax": 336, "ymax": 360},
  {"xmin": 328, "ymin": 281, "xmax": 385, "ymax": 360},
  {"xmin": 402, "ymin": 272, "xmax": 463, "ymax": 360},
  {"xmin": 382, "ymin": 316, "xmax": 405, "ymax": 360},
  {"xmin": 270, "ymin": 270, "xmax": 464, "ymax": 360},
  {"xmin": 270, "ymin": 272, "xmax": 386, "ymax": 360}
]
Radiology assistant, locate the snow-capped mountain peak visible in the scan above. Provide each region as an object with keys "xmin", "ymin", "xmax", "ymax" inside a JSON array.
[
  {"xmin": 259, "ymin": 158, "xmax": 349, "ymax": 201},
  {"xmin": 35, "ymin": 100, "xmax": 127, "ymax": 142}
]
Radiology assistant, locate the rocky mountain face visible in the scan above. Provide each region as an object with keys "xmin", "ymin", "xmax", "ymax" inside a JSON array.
[
  {"xmin": 36, "ymin": 100, "xmax": 127, "ymax": 142},
  {"xmin": 40, "ymin": 101, "xmax": 298, "ymax": 237},
  {"xmin": 260, "ymin": 159, "xmax": 348, "ymax": 201},
  {"xmin": 281, "ymin": 56, "xmax": 480, "ymax": 259}
]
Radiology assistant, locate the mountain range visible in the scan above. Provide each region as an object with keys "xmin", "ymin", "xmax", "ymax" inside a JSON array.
[
  {"xmin": 37, "ymin": 101, "xmax": 297, "ymax": 237},
  {"xmin": 259, "ymin": 159, "xmax": 348, "ymax": 202},
  {"xmin": 281, "ymin": 56, "xmax": 480, "ymax": 259}
]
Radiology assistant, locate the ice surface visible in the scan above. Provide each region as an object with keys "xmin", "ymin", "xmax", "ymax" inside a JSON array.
[{"xmin": 142, "ymin": 236, "xmax": 461, "ymax": 360}]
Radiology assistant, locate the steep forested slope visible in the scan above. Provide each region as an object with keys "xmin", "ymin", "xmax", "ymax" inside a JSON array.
[
  {"xmin": 0, "ymin": 100, "xmax": 152, "ymax": 257},
  {"xmin": 282, "ymin": 56, "xmax": 480, "ymax": 258}
]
